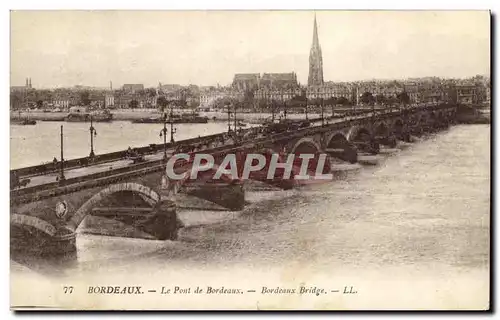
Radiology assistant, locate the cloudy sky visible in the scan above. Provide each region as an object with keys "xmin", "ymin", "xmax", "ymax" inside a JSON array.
[{"xmin": 10, "ymin": 10, "xmax": 490, "ymax": 88}]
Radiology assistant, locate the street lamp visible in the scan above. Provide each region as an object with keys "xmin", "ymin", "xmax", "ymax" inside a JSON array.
[
  {"xmin": 320, "ymin": 98, "xmax": 325, "ymax": 126},
  {"xmin": 271, "ymin": 99, "xmax": 276, "ymax": 123},
  {"xmin": 169, "ymin": 106, "xmax": 177, "ymax": 143},
  {"xmin": 89, "ymin": 115, "xmax": 97, "ymax": 158},
  {"xmin": 233, "ymin": 102, "xmax": 237, "ymax": 133},
  {"xmin": 227, "ymin": 103, "xmax": 232, "ymax": 132},
  {"xmin": 283, "ymin": 91, "xmax": 288, "ymax": 120},
  {"xmin": 305, "ymin": 94, "xmax": 309, "ymax": 120},
  {"xmin": 59, "ymin": 125, "xmax": 65, "ymax": 182},
  {"xmin": 159, "ymin": 113, "xmax": 168, "ymax": 161}
]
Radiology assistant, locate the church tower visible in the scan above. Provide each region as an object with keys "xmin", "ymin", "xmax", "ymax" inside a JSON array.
[{"xmin": 308, "ymin": 14, "xmax": 324, "ymax": 86}]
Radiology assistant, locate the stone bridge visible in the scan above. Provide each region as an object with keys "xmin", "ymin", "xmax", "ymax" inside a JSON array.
[{"xmin": 10, "ymin": 103, "xmax": 457, "ymax": 259}]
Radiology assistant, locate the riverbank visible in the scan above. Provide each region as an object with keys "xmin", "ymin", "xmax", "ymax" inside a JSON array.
[
  {"xmin": 456, "ymin": 106, "xmax": 491, "ymax": 124},
  {"xmin": 10, "ymin": 110, "xmax": 322, "ymax": 123}
]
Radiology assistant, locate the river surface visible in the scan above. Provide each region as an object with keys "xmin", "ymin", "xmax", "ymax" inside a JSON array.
[
  {"xmin": 10, "ymin": 121, "xmax": 235, "ymax": 169},
  {"xmin": 10, "ymin": 123, "xmax": 490, "ymax": 310}
]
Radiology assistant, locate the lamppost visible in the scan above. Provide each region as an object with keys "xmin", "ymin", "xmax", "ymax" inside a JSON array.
[
  {"xmin": 89, "ymin": 115, "xmax": 97, "ymax": 158},
  {"xmin": 59, "ymin": 125, "xmax": 65, "ymax": 182},
  {"xmin": 233, "ymin": 102, "xmax": 238, "ymax": 133},
  {"xmin": 320, "ymin": 98, "xmax": 325, "ymax": 126},
  {"xmin": 159, "ymin": 113, "xmax": 168, "ymax": 161},
  {"xmin": 227, "ymin": 103, "xmax": 232, "ymax": 132},
  {"xmin": 271, "ymin": 99, "xmax": 276, "ymax": 123},
  {"xmin": 305, "ymin": 93, "xmax": 309, "ymax": 120},
  {"xmin": 169, "ymin": 106, "xmax": 177, "ymax": 143},
  {"xmin": 282, "ymin": 90, "xmax": 288, "ymax": 120},
  {"xmin": 371, "ymin": 101, "xmax": 376, "ymax": 134}
]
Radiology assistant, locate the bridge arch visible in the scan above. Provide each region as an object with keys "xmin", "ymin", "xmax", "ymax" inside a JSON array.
[
  {"xmin": 163, "ymin": 162, "xmax": 240, "ymax": 197},
  {"xmin": 290, "ymin": 137, "xmax": 322, "ymax": 154},
  {"xmin": 374, "ymin": 121, "xmax": 390, "ymax": 137},
  {"xmin": 437, "ymin": 111, "xmax": 449, "ymax": 127},
  {"xmin": 429, "ymin": 111, "xmax": 437, "ymax": 122},
  {"xmin": 69, "ymin": 182, "xmax": 160, "ymax": 231},
  {"xmin": 11, "ymin": 213, "xmax": 58, "ymax": 237},
  {"xmin": 393, "ymin": 118, "xmax": 404, "ymax": 133},
  {"xmin": 347, "ymin": 126, "xmax": 372, "ymax": 142},
  {"xmin": 325, "ymin": 131, "xmax": 349, "ymax": 148}
]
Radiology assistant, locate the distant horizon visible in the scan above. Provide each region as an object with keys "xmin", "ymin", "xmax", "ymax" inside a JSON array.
[
  {"xmin": 11, "ymin": 11, "xmax": 490, "ymax": 88},
  {"xmin": 12, "ymin": 72, "xmax": 491, "ymax": 90}
]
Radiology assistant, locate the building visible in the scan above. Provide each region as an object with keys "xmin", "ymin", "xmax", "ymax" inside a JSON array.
[
  {"xmin": 11, "ymin": 78, "xmax": 32, "ymax": 92},
  {"xmin": 456, "ymin": 84, "xmax": 478, "ymax": 105},
  {"xmin": 158, "ymin": 83, "xmax": 182, "ymax": 94},
  {"xmin": 255, "ymin": 87, "xmax": 303, "ymax": 101},
  {"xmin": 232, "ymin": 74, "xmax": 261, "ymax": 91},
  {"xmin": 403, "ymin": 82, "xmax": 421, "ymax": 103},
  {"xmin": 259, "ymin": 72, "xmax": 299, "ymax": 89},
  {"xmin": 122, "ymin": 84, "xmax": 145, "ymax": 93},
  {"xmin": 199, "ymin": 87, "xmax": 244, "ymax": 107},
  {"xmin": 419, "ymin": 82, "xmax": 443, "ymax": 104},
  {"xmin": 485, "ymin": 84, "xmax": 491, "ymax": 105},
  {"xmin": 105, "ymin": 94, "xmax": 115, "ymax": 108},
  {"xmin": 306, "ymin": 83, "xmax": 354, "ymax": 101},
  {"xmin": 355, "ymin": 81, "xmax": 404, "ymax": 102},
  {"xmin": 308, "ymin": 15, "xmax": 324, "ymax": 86}
]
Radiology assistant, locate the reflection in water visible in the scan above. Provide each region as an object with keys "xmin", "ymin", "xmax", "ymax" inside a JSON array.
[{"xmin": 11, "ymin": 125, "xmax": 489, "ymax": 281}]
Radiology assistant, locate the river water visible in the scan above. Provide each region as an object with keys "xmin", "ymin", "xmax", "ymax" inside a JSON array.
[
  {"xmin": 10, "ymin": 123, "xmax": 490, "ymax": 310},
  {"xmin": 10, "ymin": 121, "xmax": 233, "ymax": 169}
]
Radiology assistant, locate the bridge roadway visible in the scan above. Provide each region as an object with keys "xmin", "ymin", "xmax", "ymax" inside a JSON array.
[{"xmin": 12, "ymin": 103, "xmax": 439, "ymax": 192}]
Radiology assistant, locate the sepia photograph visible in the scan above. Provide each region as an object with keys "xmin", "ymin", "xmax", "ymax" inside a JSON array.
[{"xmin": 9, "ymin": 9, "xmax": 490, "ymax": 310}]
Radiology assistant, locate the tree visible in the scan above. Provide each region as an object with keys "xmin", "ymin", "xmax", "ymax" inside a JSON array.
[
  {"xmin": 257, "ymin": 99, "xmax": 268, "ymax": 110},
  {"xmin": 129, "ymin": 99, "xmax": 139, "ymax": 109},
  {"xmin": 288, "ymin": 98, "xmax": 306, "ymax": 109},
  {"xmin": 80, "ymin": 91, "xmax": 91, "ymax": 106},
  {"xmin": 157, "ymin": 96, "xmax": 168, "ymax": 112},
  {"xmin": 360, "ymin": 92, "xmax": 375, "ymax": 105},
  {"xmin": 10, "ymin": 93, "xmax": 22, "ymax": 110},
  {"xmin": 176, "ymin": 99, "xmax": 187, "ymax": 108},
  {"xmin": 325, "ymin": 96, "xmax": 338, "ymax": 106},
  {"xmin": 397, "ymin": 91, "xmax": 410, "ymax": 105},
  {"xmin": 145, "ymin": 88, "xmax": 157, "ymax": 97},
  {"xmin": 188, "ymin": 98, "xmax": 200, "ymax": 108},
  {"xmin": 375, "ymin": 94, "xmax": 386, "ymax": 105},
  {"xmin": 36, "ymin": 100, "xmax": 44, "ymax": 109},
  {"xmin": 386, "ymin": 96, "xmax": 398, "ymax": 106},
  {"xmin": 337, "ymin": 96, "xmax": 350, "ymax": 106},
  {"xmin": 213, "ymin": 97, "xmax": 230, "ymax": 109}
]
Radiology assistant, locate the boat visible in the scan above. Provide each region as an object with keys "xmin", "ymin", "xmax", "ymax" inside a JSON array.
[
  {"xmin": 236, "ymin": 120, "xmax": 247, "ymax": 128},
  {"xmin": 65, "ymin": 107, "xmax": 113, "ymax": 122},
  {"xmin": 41, "ymin": 117, "xmax": 66, "ymax": 122},
  {"xmin": 131, "ymin": 112, "xmax": 209, "ymax": 124},
  {"xmin": 11, "ymin": 111, "xmax": 36, "ymax": 125},
  {"xmin": 131, "ymin": 117, "xmax": 163, "ymax": 124},
  {"xmin": 11, "ymin": 118, "xmax": 36, "ymax": 125},
  {"xmin": 173, "ymin": 113, "xmax": 209, "ymax": 124}
]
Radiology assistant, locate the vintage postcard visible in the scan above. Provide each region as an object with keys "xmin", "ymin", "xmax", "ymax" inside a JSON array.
[{"xmin": 10, "ymin": 10, "xmax": 490, "ymax": 310}]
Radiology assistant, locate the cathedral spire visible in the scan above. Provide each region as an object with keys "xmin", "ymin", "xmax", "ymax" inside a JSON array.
[
  {"xmin": 312, "ymin": 13, "xmax": 319, "ymax": 49},
  {"xmin": 308, "ymin": 13, "xmax": 324, "ymax": 86}
]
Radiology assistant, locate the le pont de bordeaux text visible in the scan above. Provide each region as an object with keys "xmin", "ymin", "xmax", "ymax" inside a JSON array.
[{"xmin": 87, "ymin": 285, "xmax": 328, "ymax": 296}]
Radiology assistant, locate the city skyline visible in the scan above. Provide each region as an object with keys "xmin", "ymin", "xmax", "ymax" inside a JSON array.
[{"xmin": 11, "ymin": 10, "xmax": 490, "ymax": 88}]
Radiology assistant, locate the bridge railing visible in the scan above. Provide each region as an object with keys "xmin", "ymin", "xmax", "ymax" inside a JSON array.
[{"xmin": 10, "ymin": 130, "xmax": 243, "ymax": 179}]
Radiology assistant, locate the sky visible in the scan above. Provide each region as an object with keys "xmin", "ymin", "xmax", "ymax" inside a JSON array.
[{"xmin": 10, "ymin": 10, "xmax": 490, "ymax": 88}]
